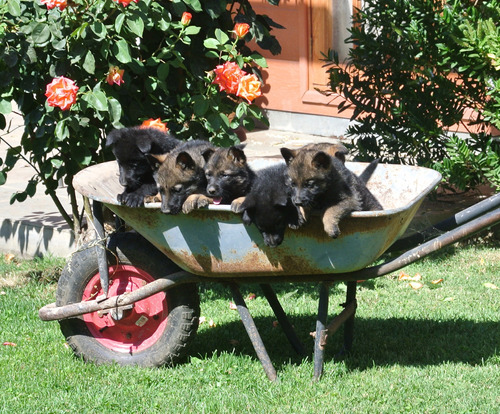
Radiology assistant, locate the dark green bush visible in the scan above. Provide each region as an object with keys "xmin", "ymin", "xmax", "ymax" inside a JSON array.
[{"xmin": 324, "ymin": 0, "xmax": 500, "ymax": 191}]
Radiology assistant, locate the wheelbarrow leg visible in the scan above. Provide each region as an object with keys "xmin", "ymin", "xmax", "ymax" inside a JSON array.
[
  {"xmin": 228, "ymin": 283, "xmax": 277, "ymax": 382},
  {"xmin": 313, "ymin": 282, "xmax": 330, "ymax": 381},
  {"xmin": 92, "ymin": 201, "xmax": 109, "ymax": 297},
  {"xmin": 342, "ymin": 281, "xmax": 357, "ymax": 354},
  {"xmin": 259, "ymin": 284, "xmax": 307, "ymax": 356}
]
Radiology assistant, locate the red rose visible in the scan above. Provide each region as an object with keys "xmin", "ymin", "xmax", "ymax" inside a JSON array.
[
  {"xmin": 114, "ymin": 0, "xmax": 139, "ymax": 6},
  {"xmin": 45, "ymin": 76, "xmax": 78, "ymax": 111},
  {"xmin": 234, "ymin": 23, "xmax": 250, "ymax": 39},
  {"xmin": 141, "ymin": 118, "xmax": 168, "ymax": 132},
  {"xmin": 40, "ymin": 0, "xmax": 67, "ymax": 10},
  {"xmin": 106, "ymin": 66, "xmax": 125, "ymax": 86},
  {"xmin": 181, "ymin": 12, "xmax": 192, "ymax": 26},
  {"xmin": 213, "ymin": 62, "xmax": 244, "ymax": 95},
  {"xmin": 236, "ymin": 74, "xmax": 262, "ymax": 103}
]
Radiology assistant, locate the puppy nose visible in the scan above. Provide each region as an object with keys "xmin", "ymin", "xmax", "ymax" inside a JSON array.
[
  {"xmin": 207, "ymin": 186, "xmax": 216, "ymax": 195},
  {"xmin": 292, "ymin": 197, "xmax": 302, "ymax": 206}
]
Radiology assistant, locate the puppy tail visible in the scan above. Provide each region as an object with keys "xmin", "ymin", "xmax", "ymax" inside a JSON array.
[{"xmin": 358, "ymin": 159, "xmax": 379, "ymax": 184}]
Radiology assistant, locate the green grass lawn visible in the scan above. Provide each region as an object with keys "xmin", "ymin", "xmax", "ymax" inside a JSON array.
[{"xmin": 0, "ymin": 242, "xmax": 499, "ymax": 413}]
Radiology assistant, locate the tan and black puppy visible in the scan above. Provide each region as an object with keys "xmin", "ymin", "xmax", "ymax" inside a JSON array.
[
  {"xmin": 106, "ymin": 127, "xmax": 180, "ymax": 207},
  {"xmin": 202, "ymin": 144, "xmax": 256, "ymax": 211},
  {"xmin": 153, "ymin": 140, "xmax": 215, "ymax": 214},
  {"xmin": 280, "ymin": 144, "xmax": 382, "ymax": 238}
]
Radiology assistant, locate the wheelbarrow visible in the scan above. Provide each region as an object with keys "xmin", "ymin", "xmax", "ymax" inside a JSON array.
[{"xmin": 38, "ymin": 159, "xmax": 500, "ymax": 381}]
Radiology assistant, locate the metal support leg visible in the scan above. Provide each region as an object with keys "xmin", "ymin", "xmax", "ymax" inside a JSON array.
[
  {"xmin": 228, "ymin": 283, "xmax": 277, "ymax": 381},
  {"xmin": 313, "ymin": 282, "xmax": 330, "ymax": 381},
  {"xmin": 92, "ymin": 201, "xmax": 109, "ymax": 297},
  {"xmin": 259, "ymin": 284, "xmax": 306, "ymax": 356},
  {"xmin": 343, "ymin": 281, "xmax": 357, "ymax": 354}
]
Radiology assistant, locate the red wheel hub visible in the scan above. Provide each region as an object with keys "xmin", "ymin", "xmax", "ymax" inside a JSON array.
[{"xmin": 82, "ymin": 265, "xmax": 168, "ymax": 353}]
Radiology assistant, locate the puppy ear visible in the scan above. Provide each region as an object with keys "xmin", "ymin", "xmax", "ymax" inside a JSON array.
[
  {"xmin": 136, "ymin": 137, "xmax": 153, "ymax": 154},
  {"xmin": 228, "ymin": 146, "xmax": 247, "ymax": 165},
  {"xmin": 176, "ymin": 152, "xmax": 196, "ymax": 170},
  {"xmin": 325, "ymin": 144, "xmax": 349, "ymax": 164},
  {"xmin": 105, "ymin": 129, "xmax": 122, "ymax": 147},
  {"xmin": 202, "ymin": 148, "xmax": 215, "ymax": 163},
  {"xmin": 147, "ymin": 153, "xmax": 168, "ymax": 171},
  {"xmin": 280, "ymin": 148, "xmax": 297, "ymax": 165},
  {"xmin": 311, "ymin": 151, "xmax": 331, "ymax": 170}
]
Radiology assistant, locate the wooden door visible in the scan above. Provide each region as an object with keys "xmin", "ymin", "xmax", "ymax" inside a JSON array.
[{"xmin": 250, "ymin": 0, "xmax": 359, "ymax": 118}]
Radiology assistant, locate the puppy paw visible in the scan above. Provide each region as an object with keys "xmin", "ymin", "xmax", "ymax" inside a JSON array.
[
  {"xmin": 324, "ymin": 223, "xmax": 341, "ymax": 238},
  {"xmin": 118, "ymin": 192, "xmax": 145, "ymax": 208},
  {"xmin": 231, "ymin": 197, "xmax": 246, "ymax": 213},
  {"xmin": 182, "ymin": 194, "xmax": 212, "ymax": 214},
  {"xmin": 144, "ymin": 192, "xmax": 161, "ymax": 204}
]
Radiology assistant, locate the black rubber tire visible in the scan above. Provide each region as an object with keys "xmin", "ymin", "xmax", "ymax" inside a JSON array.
[{"xmin": 56, "ymin": 232, "xmax": 200, "ymax": 367}]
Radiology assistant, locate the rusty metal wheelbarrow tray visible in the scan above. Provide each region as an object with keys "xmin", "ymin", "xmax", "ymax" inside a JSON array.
[{"xmin": 73, "ymin": 160, "xmax": 442, "ymax": 278}]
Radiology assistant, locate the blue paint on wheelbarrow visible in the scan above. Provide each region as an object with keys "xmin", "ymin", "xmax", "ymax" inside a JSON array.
[{"xmin": 73, "ymin": 160, "xmax": 441, "ymax": 277}]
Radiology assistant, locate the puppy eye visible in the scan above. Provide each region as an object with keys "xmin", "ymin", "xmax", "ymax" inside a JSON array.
[
  {"xmin": 306, "ymin": 180, "xmax": 316, "ymax": 188},
  {"xmin": 205, "ymin": 171, "xmax": 213, "ymax": 178}
]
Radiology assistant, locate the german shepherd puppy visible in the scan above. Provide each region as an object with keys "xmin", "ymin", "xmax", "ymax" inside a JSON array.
[
  {"xmin": 280, "ymin": 145, "xmax": 382, "ymax": 238},
  {"xmin": 236, "ymin": 163, "xmax": 303, "ymax": 247},
  {"xmin": 202, "ymin": 144, "xmax": 256, "ymax": 210},
  {"xmin": 106, "ymin": 127, "xmax": 179, "ymax": 207},
  {"xmin": 153, "ymin": 140, "xmax": 215, "ymax": 214}
]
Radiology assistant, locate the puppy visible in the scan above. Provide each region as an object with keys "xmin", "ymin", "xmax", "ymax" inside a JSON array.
[
  {"xmin": 153, "ymin": 140, "xmax": 215, "ymax": 214},
  {"xmin": 236, "ymin": 163, "xmax": 303, "ymax": 248},
  {"xmin": 281, "ymin": 146, "xmax": 382, "ymax": 238},
  {"xmin": 202, "ymin": 144, "xmax": 256, "ymax": 210},
  {"xmin": 106, "ymin": 127, "xmax": 179, "ymax": 207}
]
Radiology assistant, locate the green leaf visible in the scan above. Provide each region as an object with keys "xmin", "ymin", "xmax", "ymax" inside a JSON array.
[
  {"xmin": 157, "ymin": 64, "xmax": 170, "ymax": 81},
  {"xmin": 31, "ymin": 23, "xmax": 51, "ymax": 45},
  {"xmin": 184, "ymin": 0, "xmax": 202, "ymax": 12},
  {"xmin": 127, "ymin": 15, "xmax": 145, "ymax": 37},
  {"xmin": 250, "ymin": 53, "xmax": 268, "ymax": 68},
  {"xmin": 86, "ymin": 90, "xmax": 108, "ymax": 112},
  {"xmin": 193, "ymin": 95, "xmax": 209, "ymax": 116},
  {"xmin": 203, "ymin": 38, "xmax": 220, "ymax": 49},
  {"xmin": 0, "ymin": 100, "xmax": 12, "ymax": 115},
  {"xmin": 107, "ymin": 98, "xmax": 122, "ymax": 127},
  {"xmin": 0, "ymin": 171, "xmax": 6, "ymax": 186},
  {"xmin": 113, "ymin": 39, "xmax": 132, "ymax": 64},
  {"xmin": 214, "ymin": 28, "xmax": 229, "ymax": 45},
  {"xmin": 55, "ymin": 120, "xmax": 69, "ymax": 141},
  {"xmin": 7, "ymin": 0, "xmax": 21, "ymax": 17},
  {"xmin": 115, "ymin": 13, "xmax": 125, "ymax": 34},
  {"xmin": 90, "ymin": 21, "xmax": 107, "ymax": 39},
  {"xmin": 83, "ymin": 51, "xmax": 95, "ymax": 74},
  {"xmin": 184, "ymin": 26, "xmax": 201, "ymax": 36}
]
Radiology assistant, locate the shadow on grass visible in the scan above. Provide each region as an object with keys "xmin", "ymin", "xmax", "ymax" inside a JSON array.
[{"xmin": 189, "ymin": 315, "xmax": 499, "ymax": 371}]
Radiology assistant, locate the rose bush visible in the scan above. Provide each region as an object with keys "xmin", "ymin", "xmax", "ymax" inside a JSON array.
[{"xmin": 0, "ymin": 0, "xmax": 281, "ymax": 235}]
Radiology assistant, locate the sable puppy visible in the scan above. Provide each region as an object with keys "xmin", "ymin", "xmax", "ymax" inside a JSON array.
[
  {"xmin": 236, "ymin": 163, "xmax": 303, "ymax": 248},
  {"xmin": 202, "ymin": 144, "xmax": 256, "ymax": 211},
  {"xmin": 154, "ymin": 140, "xmax": 215, "ymax": 214},
  {"xmin": 281, "ymin": 146, "xmax": 382, "ymax": 238},
  {"xmin": 106, "ymin": 127, "xmax": 179, "ymax": 207}
]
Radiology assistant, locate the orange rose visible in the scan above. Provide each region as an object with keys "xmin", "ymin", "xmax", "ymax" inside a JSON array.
[
  {"xmin": 141, "ymin": 118, "xmax": 168, "ymax": 132},
  {"xmin": 40, "ymin": 0, "xmax": 67, "ymax": 10},
  {"xmin": 234, "ymin": 23, "xmax": 250, "ymax": 39},
  {"xmin": 106, "ymin": 66, "xmax": 125, "ymax": 86},
  {"xmin": 114, "ymin": 0, "xmax": 139, "ymax": 6},
  {"xmin": 181, "ymin": 12, "xmax": 192, "ymax": 26},
  {"xmin": 213, "ymin": 62, "xmax": 244, "ymax": 95},
  {"xmin": 237, "ymin": 74, "xmax": 262, "ymax": 103},
  {"xmin": 45, "ymin": 76, "xmax": 78, "ymax": 111}
]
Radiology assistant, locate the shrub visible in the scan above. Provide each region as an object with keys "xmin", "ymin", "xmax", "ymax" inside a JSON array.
[
  {"xmin": 324, "ymin": 0, "xmax": 500, "ymax": 191},
  {"xmin": 0, "ymin": 0, "xmax": 281, "ymax": 233}
]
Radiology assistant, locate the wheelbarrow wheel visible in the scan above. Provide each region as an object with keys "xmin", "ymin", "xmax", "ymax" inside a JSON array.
[{"xmin": 56, "ymin": 232, "xmax": 200, "ymax": 367}]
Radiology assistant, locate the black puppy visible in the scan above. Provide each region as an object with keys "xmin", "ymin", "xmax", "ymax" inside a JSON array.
[
  {"xmin": 106, "ymin": 127, "xmax": 179, "ymax": 207},
  {"xmin": 235, "ymin": 163, "xmax": 303, "ymax": 248}
]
